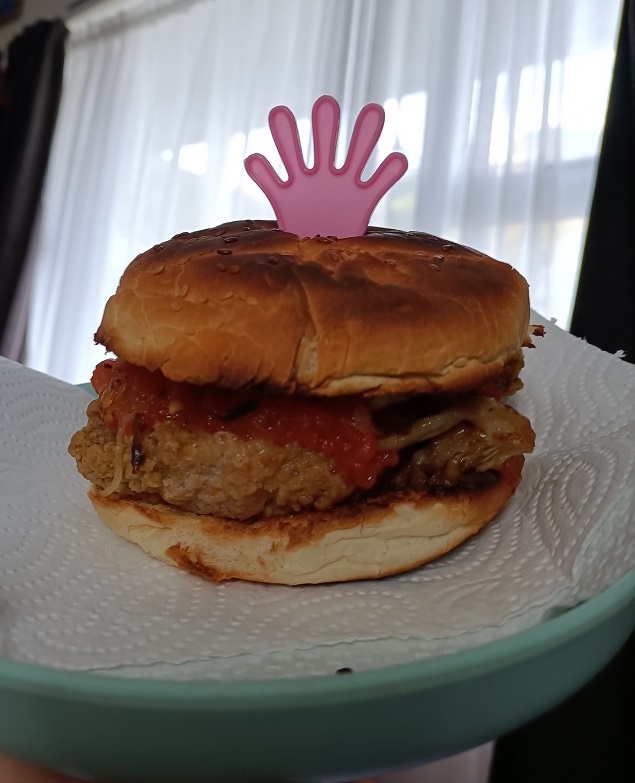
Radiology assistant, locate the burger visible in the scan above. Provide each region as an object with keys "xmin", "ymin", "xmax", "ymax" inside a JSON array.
[{"xmin": 69, "ymin": 219, "xmax": 540, "ymax": 585}]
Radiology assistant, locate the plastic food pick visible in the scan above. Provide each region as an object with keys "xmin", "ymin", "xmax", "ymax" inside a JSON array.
[{"xmin": 244, "ymin": 95, "xmax": 408, "ymax": 239}]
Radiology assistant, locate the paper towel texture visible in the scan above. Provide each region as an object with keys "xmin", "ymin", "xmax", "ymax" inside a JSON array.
[{"xmin": 0, "ymin": 314, "xmax": 633, "ymax": 679}]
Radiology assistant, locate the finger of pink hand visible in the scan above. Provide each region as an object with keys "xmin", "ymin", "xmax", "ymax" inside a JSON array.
[
  {"xmin": 243, "ymin": 153, "xmax": 284, "ymax": 189},
  {"xmin": 268, "ymin": 105, "xmax": 306, "ymax": 174},
  {"xmin": 312, "ymin": 95, "xmax": 340, "ymax": 169},
  {"xmin": 345, "ymin": 103, "xmax": 385, "ymax": 176},
  {"xmin": 364, "ymin": 152, "xmax": 409, "ymax": 196}
]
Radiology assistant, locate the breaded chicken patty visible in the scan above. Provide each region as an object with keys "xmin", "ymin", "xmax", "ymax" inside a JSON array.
[{"xmin": 69, "ymin": 400, "xmax": 351, "ymax": 521}]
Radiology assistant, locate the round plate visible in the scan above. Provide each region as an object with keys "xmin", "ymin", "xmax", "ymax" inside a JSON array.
[{"xmin": 0, "ymin": 569, "xmax": 632, "ymax": 783}]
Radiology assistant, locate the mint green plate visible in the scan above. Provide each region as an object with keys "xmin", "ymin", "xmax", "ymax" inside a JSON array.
[{"xmin": 0, "ymin": 569, "xmax": 632, "ymax": 782}]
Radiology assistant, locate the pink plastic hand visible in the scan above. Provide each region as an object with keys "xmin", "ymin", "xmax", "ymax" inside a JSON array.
[{"xmin": 244, "ymin": 95, "xmax": 408, "ymax": 238}]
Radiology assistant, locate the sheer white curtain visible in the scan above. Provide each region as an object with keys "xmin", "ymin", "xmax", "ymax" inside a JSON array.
[{"xmin": 27, "ymin": 0, "xmax": 621, "ymax": 384}]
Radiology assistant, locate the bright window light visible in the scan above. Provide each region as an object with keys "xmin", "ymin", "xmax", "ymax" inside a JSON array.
[{"xmin": 178, "ymin": 142, "xmax": 208, "ymax": 176}]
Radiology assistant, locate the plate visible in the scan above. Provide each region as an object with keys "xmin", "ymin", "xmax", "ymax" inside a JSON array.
[
  {"xmin": 0, "ymin": 569, "xmax": 632, "ymax": 782},
  {"xmin": 1, "ymin": 325, "xmax": 633, "ymax": 782}
]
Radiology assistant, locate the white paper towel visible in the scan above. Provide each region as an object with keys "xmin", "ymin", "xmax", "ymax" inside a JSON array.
[{"xmin": 0, "ymin": 313, "xmax": 633, "ymax": 679}]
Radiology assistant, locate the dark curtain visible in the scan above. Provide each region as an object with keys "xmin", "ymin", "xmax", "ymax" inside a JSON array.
[
  {"xmin": 569, "ymin": 0, "xmax": 635, "ymax": 361},
  {"xmin": 491, "ymin": 2, "xmax": 634, "ymax": 780},
  {"xmin": 0, "ymin": 19, "xmax": 66, "ymax": 359}
]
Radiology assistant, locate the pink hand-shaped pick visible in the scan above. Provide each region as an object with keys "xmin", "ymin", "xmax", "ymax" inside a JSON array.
[{"xmin": 244, "ymin": 95, "xmax": 408, "ymax": 238}]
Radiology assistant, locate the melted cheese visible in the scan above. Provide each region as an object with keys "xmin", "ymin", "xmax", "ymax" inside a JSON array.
[{"xmin": 378, "ymin": 396, "xmax": 534, "ymax": 482}]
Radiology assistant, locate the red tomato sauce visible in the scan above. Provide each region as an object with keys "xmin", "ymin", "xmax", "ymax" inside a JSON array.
[{"xmin": 92, "ymin": 359, "xmax": 398, "ymax": 490}]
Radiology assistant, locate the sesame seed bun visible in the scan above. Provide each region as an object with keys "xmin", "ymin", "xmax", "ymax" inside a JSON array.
[{"xmin": 95, "ymin": 220, "xmax": 530, "ymax": 396}]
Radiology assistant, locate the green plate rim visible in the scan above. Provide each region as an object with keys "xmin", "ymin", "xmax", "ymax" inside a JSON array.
[{"xmin": 0, "ymin": 569, "xmax": 632, "ymax": 710}]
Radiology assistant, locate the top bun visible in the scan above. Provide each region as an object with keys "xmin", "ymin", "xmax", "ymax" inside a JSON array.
[{"xmin": 96, "ymin": 220, "xmax": 529, "ymax": 396}]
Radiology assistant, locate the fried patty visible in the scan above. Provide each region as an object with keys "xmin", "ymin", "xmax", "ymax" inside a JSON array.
[{"xmin": 69, "ymin": 400, "xmax": 351, "ymax": 521}]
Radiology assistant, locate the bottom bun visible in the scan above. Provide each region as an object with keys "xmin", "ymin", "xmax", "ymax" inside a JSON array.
[{"xmin": 87, "ymin": 456, "xmax": 525, "ymax": 585}]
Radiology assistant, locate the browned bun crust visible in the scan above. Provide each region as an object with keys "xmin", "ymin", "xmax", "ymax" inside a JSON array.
[
  {"xmin": 87, "ymin": 456, "xmax": 524, "ymax": 585},
  {"xmin": 95, "ymin": 220, "xmax": 530, "ymax": 396}
]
